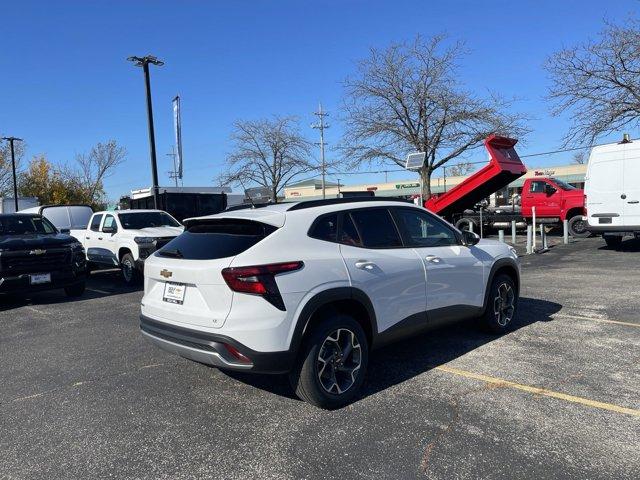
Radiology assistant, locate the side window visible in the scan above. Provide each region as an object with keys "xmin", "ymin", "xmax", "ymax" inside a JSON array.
[
  {"xmin": 349, "ymin": 209, "xmax": 402, "ymax": 248},
  {"xmin": 102, "ymin": 215, "xmax": 117, "ymax": 232},
  {"xmin": 309, "ymin": 214, "xmax": 338, "ymax": 242},
  {"xmin": 340, "ymin": 213, "xmax": 363, "ymax": 247},
  {"xmin": 90, "ymin": 214, "xmax": 103, "ymax": 232},
  {"xmin": 393, "ymin": 208, "xmax": 458, "ymax": 247},
  {"xmin": 530, "ymin": 181, "xmax": 546, "ymax": 193}
]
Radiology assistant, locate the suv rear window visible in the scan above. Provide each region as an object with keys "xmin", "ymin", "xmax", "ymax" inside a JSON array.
[{"xmin": 157, "ymin": 219, "xmax": 277, "ymax": 260}]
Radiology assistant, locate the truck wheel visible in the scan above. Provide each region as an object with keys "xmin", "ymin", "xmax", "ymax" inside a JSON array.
[
  {"xmin": 121, "ymin": 253, "xmax": 140, "ymax": 285},
  {"xmin": 480, "ymin": 274, "xmax": 518, "ymax": 334},
  {"xmin": 455, "ymin": 218, "xmax": 477, "ymax": 232},
  {"xmin": 568, "ymin": 215, "xmax": 589, "ymax": 238},
  {"xmin": 604, "ymin": 235, "xmax": 623, "ymax": 248},
  {"xmin": 289, "ymin": 314, "xmax": 369, "ymax": 409},
  {"xmin": 64, "ymin": 282, "xmax": 86, "ymax": 298}
]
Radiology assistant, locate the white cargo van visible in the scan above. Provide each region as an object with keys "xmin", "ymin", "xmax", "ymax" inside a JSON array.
[
  {"xmin": 19, "ymin": 204, "xmax": 94, "ymax": 240},
  {"xmin": 585, "ymin": 136, "xmax": 640, "ymax": 247}
]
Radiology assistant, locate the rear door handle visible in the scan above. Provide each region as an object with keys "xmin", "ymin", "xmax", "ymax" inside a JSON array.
[
  {"xmin": 355, "ymin": 260, "xmax": 376, "ymax": 270},
  {"xmin": 425, "ymin": 255, "xmax": 442, "ymax": 263},
  {"xmin": 98, "ymin": 237, "xmax": 103, "ymax": 240},
  {"xmin": 628, "ymin": 200, "xmax": 639, "ymax": 204},
  {"xmin": 85, "ymin": 236, "xmax": 90, "ymax": 240}
]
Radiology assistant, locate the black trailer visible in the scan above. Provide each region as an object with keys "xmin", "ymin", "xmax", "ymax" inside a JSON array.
[{"xmin": 129, "ymin": 191, "xmax": 228, "ymax": 222}]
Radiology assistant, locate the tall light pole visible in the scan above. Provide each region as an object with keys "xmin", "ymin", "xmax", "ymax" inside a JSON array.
[
  {"xmin": 312, "ymin": 103, "xmax": 329, "ymax": 199},
  {"xmin": 127, "ymin": 55, "xmax": 164, "ymax": 209},
  {"xmin": 1, "ymin": 136, "xmax": 23, "ymax": 211}
]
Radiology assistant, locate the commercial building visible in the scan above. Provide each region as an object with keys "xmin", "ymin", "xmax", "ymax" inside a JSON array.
[{"xmin": 284, "ymin": 163, "xmax": 587, "ymax": 202}]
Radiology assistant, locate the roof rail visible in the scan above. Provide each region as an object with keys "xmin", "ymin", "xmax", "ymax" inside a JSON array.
[{"xmin": 286, "ymin": 196, "xmax": 413, "ymax": 211}]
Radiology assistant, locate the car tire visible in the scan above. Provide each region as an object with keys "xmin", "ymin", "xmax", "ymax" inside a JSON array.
[
  {"xmin": 481, "ymin": 274, "xmax": 518, "ymax": 334},
  {"xmin": 121, "ymin": 253, "xmax": 140, "ymax": 285},
  {"xmin": 289, "ymin": 313, "xmax": 369, "ymax": 409},
  {"xmin": 64, "ymin": 282, "xmax": 85, "ymax": 298},
  {"xmin": 455, "ymin": 218, "xmax": 478, "ymax": 233},
  {"xmin": 604, "ymin": 235, "xmax": 623, "ymax": 248},
  {"xmin": 568, "ymin": 215, "xmax": 589, "ymax": 238}
]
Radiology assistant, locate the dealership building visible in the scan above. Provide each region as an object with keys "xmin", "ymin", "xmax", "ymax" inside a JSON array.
[{"xmin": 284, "ymin": 163, "xmax": 587, "ymax": 202}]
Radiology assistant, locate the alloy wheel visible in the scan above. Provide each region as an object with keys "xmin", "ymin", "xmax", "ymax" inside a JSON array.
[
  {"xmin": 316, "ymin": 328, "xmax": 362, "ymax": 395},
  {"xmin": 493, "ymin": 282, "xmax": 515, "ymax": 327},
  {"xmin": 122, "ymin": 259, "xmax": 133, "ymax": 282}
]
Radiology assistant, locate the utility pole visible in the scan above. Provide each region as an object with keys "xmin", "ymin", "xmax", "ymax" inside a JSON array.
[
  {"xmin": 336, "ymin": 178, "xmax": 341, "ymax": 197},
  {"xmin": 167, "ymin": 146, "xmax": 179, "ymax": 187},
  {"xmin": 1, "ymin": 136, "xmax": 23, "ymax": 211},
  {"xmin": 127, "ymin": 55, "xmax": 164, "ymax": 209},
  {"xmin": 312, "ymin": 103, "xmax": 329, "ymax": 199}
]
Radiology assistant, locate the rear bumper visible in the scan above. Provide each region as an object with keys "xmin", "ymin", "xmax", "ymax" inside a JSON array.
[
  {"xmin": 0, "ymin": 269, "xmax": 87, "ymax": 294},
  {"xmin": 139, "ymin": 315, "xmax": 293, "ymax": 374},
  {"xmin": 586, "ymin": 224, "xmax": 640, "ymax": 234}
]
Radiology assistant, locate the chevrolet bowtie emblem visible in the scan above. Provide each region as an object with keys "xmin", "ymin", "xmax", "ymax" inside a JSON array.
[
  {"xmin": 160, "ymin": 269, "xmax": 173, "ymax": 278},
  {"xmin": 29, "ymin": 249, "xmax": 46, "ymax": 255}
]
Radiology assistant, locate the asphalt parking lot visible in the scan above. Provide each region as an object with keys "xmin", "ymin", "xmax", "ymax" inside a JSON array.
[{"xmin": 1, "ymin": 236, "xmax": 639, "ymax": 480}]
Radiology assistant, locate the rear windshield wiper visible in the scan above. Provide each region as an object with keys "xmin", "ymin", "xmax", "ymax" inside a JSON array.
[{"xmin": 158, "ymin": 248, "xmax": 183, "ymax": 258}]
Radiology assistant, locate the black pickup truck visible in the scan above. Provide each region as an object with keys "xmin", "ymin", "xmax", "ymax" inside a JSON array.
[{"xmin": 0, "ymin": 214, "xmax": 87, "ymax": 297}]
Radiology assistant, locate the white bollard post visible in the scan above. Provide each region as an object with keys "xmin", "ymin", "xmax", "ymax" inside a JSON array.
[
  {"xmin": 511, "ymin": 220, "xmax": 517, "ymax": 244},
  {"xmin": 563, "ymin": 219, "xmax": 569, "ymax": 244},
  {"xmin": 532, "ymin": 207, "xmax": 536, "ymax": 251},
  {"xmin": 479, "ymin": 207, "xmax": 484, "ymax": 238},
  {"xmin": 526, "ymin": 225, "xmax": 532, "ymax": 254},
  {"xmin": 498, "ymin": 230, "xmax": 505, "ymax": 243}
]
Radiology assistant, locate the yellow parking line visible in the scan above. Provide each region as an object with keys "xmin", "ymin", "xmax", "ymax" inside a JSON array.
[
  {"xmin": 553, "ymin": 314, "xmax": 640, "ymax": 328},
  {"xmin": 435, "ymin": 365, "xmax": 640, "ymax": 417}
]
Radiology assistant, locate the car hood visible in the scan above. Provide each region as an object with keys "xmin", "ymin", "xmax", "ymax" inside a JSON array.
[
  {"xmin": 123, "ymin": 226, "xmax": 184, "ymax": 237},
  {"xmin": 0, "ymin": 233, "xmax": 78, "ymax": 250}
]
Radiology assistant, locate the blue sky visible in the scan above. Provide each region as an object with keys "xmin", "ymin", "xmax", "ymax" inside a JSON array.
[{"xmin": 1, "ymin": 0, "xmax": 638, "ymax": 199}]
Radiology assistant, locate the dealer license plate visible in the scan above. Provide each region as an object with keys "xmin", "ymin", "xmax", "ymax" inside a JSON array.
[
  {"xmin": 163, "ymin": 282, "xmax": 186, "ymax": 304},
  {"xmin": 30, "ymin": 273, "xmax": 51, "ymax": 285}
]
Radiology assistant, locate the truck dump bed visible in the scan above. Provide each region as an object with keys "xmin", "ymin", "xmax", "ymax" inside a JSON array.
[{"xmin": 424, "ymin": 134, "xmax": 527, "ymax": 217}]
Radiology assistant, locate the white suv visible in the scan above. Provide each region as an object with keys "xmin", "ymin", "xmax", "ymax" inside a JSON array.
[{"xmin": 140, "ymin": 198, "xmax": 520, "ymax": 408}]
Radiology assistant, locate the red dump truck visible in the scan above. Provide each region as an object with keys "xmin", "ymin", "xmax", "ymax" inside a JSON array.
[{"xmin": 424, "ymin": 135, "xmax": 588, "ymax": 237}]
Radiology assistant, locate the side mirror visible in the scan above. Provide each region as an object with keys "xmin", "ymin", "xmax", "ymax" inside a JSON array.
[
  {"xmin": 461, "ymin": 230, "xmax": 480, "ymax": 246},
  {"xmin": 102, "ymin": 226, "xmax": 117, "ymax": 234},
  {"xmin": 60, "ymin": 228, "xmax": 70, "ymax": 234},
  {"xmin": 545, "ymin": 184, "xmax": 557, "ymax": 195}
]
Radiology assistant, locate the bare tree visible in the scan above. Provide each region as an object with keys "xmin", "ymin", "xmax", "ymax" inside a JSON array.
[
  {"xmin": 572, "ymin": 151, "xmax": 587, "ymax": 165},
  {"xmin": 218, "ymin": 117, "xmax": 315, "ymax": 202},
  {"xmin": 0, "ymin": 138, "xmax": 25, "ymax": 197},
  {"xmin": 446, "ymin": 161, "xmax": 474, "ymax": 177},
  {"xmin": 340, "ymin": 35, "xmax": 528, "ymax": 198},
  {"xmin": 546, "ymin": 19, "xmax": 640, "ymax": 145},
  {"xmin": 76, "ymin": 140, "xmax": 127, "ymax": 205}
]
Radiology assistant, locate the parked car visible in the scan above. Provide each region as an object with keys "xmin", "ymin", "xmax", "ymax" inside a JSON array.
[
  {"xmin": 139, "ymin": 198, "xmax": 520, "ymax": 409},
  {"xmin": 19, "ymin": 204, "xmax": 94, "ymax": 240},
  {"xmin": 0, "ymin": 213, "xmax": 87, "ymax": 297},
  {"xmin": 82, "ymin": 209, "xmax": 183, "ymax": 284},
  {"xmin": 585, "ymin": 136, "xmax": 640, "ymax": 247}
]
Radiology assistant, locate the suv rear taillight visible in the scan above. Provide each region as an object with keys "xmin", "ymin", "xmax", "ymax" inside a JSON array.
[{"xmin": 221, "ymin": 261, "xmax": 304, "ymax": 311}]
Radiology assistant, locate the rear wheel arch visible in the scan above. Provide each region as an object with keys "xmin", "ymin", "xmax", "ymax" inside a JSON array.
[{"xmin": 291, "ymin": 288, "xmax": 377, "ymax": 358}]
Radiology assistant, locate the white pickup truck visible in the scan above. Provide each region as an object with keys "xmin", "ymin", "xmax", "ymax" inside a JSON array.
[{"xmin": 80, "ymin": 209, "xmax": 183, "ymax": 284}]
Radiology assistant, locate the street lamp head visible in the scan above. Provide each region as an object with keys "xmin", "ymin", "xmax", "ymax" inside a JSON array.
[
  {"xmin": 127, "ymin": 55, "xmax": 164, "ymax": 67},
  {"xmin": 1, "ymin": 137, "xmax": 23, "ymax": 142}
]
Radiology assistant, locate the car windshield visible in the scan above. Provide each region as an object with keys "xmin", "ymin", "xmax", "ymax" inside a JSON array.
[
  {"xmin": 118, "ymin": 212, "xmax": 181, "ymax": 230},
  {"xmin": 550, "ymin": 178, "xmax": 577, "ymax": 190},
  {"xmin": 0, "ymin": 215, "xmax": 57, "ymax": 235}
]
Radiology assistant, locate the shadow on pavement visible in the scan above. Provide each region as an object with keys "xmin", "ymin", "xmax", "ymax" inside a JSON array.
[
  {"xmin": 223, "ymin": 296, "xmax": 562, "ymax": 405},
  {"xmin": 598, "ymin": 236, "xmax": 640, "ymax": 252},
  {"xmin": 0, "ymin": 269, "xmax": 142, "ymax": 312}
]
